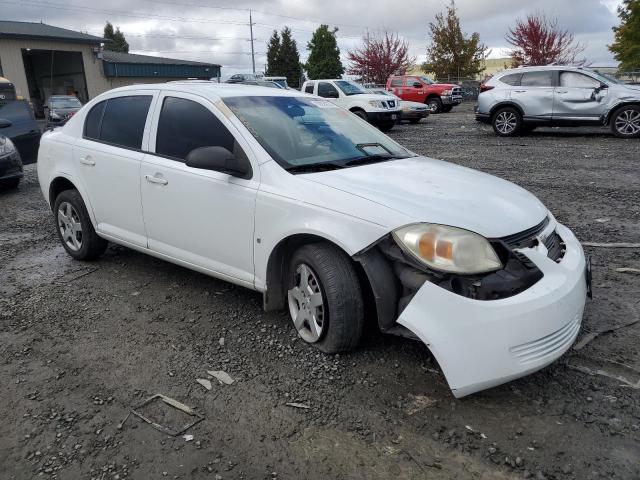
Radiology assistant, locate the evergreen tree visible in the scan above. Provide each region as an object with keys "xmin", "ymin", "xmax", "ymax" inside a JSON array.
[
  {"xmin": 305, "ymin": 25, "xmax": 344, "ymax": 79},
  {"xmin": 609, "ymin": 0, "xmax": 640, "ymax": 71},
  {"xmin": 424, "ymin": 1, "xmax": 487, "ymax": 80},
  {"xmin": 103, "ymin": 22, "xmax": 129, "ymax": 53},
  {"xmin": 265, "ymin": 30, "xmax": 282, "ymax": 76},
  {"xmin": 278, "ymin": 27, "xmax": 302, "ymax": 88}
]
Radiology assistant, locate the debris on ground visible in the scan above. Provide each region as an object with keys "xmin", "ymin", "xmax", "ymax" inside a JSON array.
[
  {"xmin": 196, "ymin": 378, "xmax": 212, "ymax": 390},
  {"xmin": 404, "ymin": 395, "xmax": 437, "ymax": 416},
  {"xmin": 208, "ymin": 370, "xmax": 234, "ymax": 385},
  {"xmin": 567, "ymin": 357, "xmax": 640, "ymax": 389},
  {"xmin": 582, "ymin": 242, "xmax": 640, "ymax": 248},
  {"xmin": 616, "ymin": 267, "xmax": 640, "ymax": 275},
  {"xmin": 285, "ymin": 402, "xmax": 311, "ymax": 409},
  {"xmin": 183, "ymin": 434, "xmax": 194, "ymax": 442},
  {"xmin": 573, "ymin": 319, "xmax": 640, "ymax": 351},
  {"xmin": 130, "ymin": 394, "xmax": 204, "ymax": 436}
]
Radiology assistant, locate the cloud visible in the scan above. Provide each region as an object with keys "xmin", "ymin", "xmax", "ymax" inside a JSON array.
[{"xmin": 1, "ymin": 0, "xmax": 623, "ymax": 73}]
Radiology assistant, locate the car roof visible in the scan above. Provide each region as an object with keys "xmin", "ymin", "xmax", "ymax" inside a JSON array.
[
  {"xmin": 99, "ymin": 81, "xmax": 307, "ymax": 102},
  {"xmin": 497, "ymin": 65, "xmax": 590, "ymax": 75}
]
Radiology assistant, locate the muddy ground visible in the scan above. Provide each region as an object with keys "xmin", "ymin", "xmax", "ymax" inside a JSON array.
[{"xmin": 1, "ymin": 102, "xmax": 639, "ymax": 479}]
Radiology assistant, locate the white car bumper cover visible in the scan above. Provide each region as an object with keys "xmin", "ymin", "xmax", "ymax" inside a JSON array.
[{"xmin": 398, "ymin": 223, "xmax": 587, "ymax": 398}]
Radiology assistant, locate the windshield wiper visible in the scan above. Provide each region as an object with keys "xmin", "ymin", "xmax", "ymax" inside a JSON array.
[
  {"xmin": 343, "ymin": 154, "xmax": 404, "ymax": 167},
  {"xmin": 286, "ymin": 162, "xmax": 346, "ymax": 174}
]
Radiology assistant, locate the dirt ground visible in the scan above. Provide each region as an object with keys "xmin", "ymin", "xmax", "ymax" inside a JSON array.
[{"xmin": 1, "ymin": 103, "xmax": 639, "ymax": 480}]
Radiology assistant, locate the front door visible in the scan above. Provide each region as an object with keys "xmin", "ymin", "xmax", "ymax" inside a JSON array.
[
  {"xmin": 73, "ymin": 92, "xmax": 155, "ymax": 247},
  {"xmin": 140, "ymin": 92, "xmax": 259, "ymax": 286},
  {"xmin": 510, "ymin": 70, "xmax": 555, "ymax": 121},
  {"xmin": 404, "ymin": 77, "xmax": 425, "ymax": 103},
  {"xmin": 553, "ymin": 71, "xmax": 607, "ymax": 122}
]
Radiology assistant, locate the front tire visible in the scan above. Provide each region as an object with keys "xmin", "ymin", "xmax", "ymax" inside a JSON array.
[
  {"xmin": 492, "ymin": 107, "xmax": 522, "ymax": 137},
  {"xmin": 427, "ymin": 97, "xmax": 443, "ymax": 114},
  {"xmin": 53, "ymin": 189, "xmax": 107, "ymax": 260},
  {"xmin": 379, "ymin": 123, "xmax": 395, "ymax": 132},
  {"xmin": 352, "ymin": 109, "xmax": 369, "ymax": 122},
  {"xmin": 0, "ymin": 178, "xmax": 20, "ymax": 190},
  {"xmin": 611, "ymin": 105, "xmax": 640, "ymax": 138},
  {"xmin": 287, "ymin": 243, "xmax": 364, "ymax": 354}
]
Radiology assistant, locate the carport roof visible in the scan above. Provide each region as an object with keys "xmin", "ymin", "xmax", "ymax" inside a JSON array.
[{"xmin": 0, "ymin": 21, "xmax": 107, "ymax": 44}]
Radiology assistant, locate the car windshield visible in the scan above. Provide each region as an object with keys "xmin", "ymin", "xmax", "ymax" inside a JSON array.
[
  {"xmin": 50, "ymin": 97, "xmax": 82, "ymax": 108},
  {"xmin": 223, "ymin": 96, "xmax": 413, "ymax": 172},
  {"xmin": 420, "ymin": 76, "xmax": 435, "ymax": 85},
  {"xmin": 334, "ymin": 81, "xmax": 366, "ymax": 96}
]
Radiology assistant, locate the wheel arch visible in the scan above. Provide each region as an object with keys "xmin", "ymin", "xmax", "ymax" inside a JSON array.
[
  {"xmin": 489, "ymin": 102, "xmax": 525, "ymax": 119},
  {"xmin": 605, "ymin": 102, "xmax": 640, "ymax": 125},
  {"xmin": 48, "ymin": 175, "xmax": 98, "ymax": 227},
  {"xmin": 425, "ymin": 93, "xmax": 441, "ymax": 102}
]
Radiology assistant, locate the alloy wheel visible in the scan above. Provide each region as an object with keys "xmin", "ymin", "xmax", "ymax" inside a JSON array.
[
  {"xmin": 615, "ymin": 109, "xmax": 640, "ymax": 136},
  {"xmin": 287, "ymin": 263, "xmax": 325, "ymax": 343},
  {"xmin": 57, "ymin": 201, "xmax": 83, "ymax": 251},
  {"xmin": 495, "ymin": 111, "xmax": 518, "ymax": 135}
]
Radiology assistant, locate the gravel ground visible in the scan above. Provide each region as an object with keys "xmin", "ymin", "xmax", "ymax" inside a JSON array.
[{"xmin": 1, "ymin": 102, "xmax": 639, "ymax": 480}]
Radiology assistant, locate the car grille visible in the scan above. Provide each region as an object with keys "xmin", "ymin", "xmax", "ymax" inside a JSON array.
[
  {"xmin": 387, "ymin": 100, "xmax": 396, "ymax": 109},
  {"xmin": 452, "ymin": 87, "xmax": 462, "ymax": 96},
  {"xmin": 510, "ymin": 313, "xmax": 581, "ymax": 365}
]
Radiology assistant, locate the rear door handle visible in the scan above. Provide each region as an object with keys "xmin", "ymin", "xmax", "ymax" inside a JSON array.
[
  {"xmin": 513, "ymin": 90, "xmax": 526, "ymax": 93},
  {"xmin": 145, "ymin": 174, "xmax": 168, "ymax": 186},
  {"xmin": 79, "ymin": 155, "xmax": 95, "ymax": 166}
]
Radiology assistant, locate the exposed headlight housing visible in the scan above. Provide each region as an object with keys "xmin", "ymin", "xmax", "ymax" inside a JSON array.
[
  {"xmin": 368, "ymin": 100, "xmax": 386, "ymax": 109},
  {"xmin": 392, "ymin": 224, "xmax": 502, "ymax": 274},
  {"xmin": 0, "ymin": 136, "xmax": 17, "ymax": 157}
]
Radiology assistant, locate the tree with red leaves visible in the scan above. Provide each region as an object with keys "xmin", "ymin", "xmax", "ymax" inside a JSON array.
[
  {"xmin": 346, "ymin": 31, "xmax": 413, "ymax": 85},
  {"xmin": 506, "ymin": 13, "xmax": 585, "ymax": 66}
]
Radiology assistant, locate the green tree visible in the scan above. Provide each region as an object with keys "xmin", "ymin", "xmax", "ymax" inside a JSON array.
[
  {"xmin": 423, "ymin": 1, "xmax": 488, "ymax": 80},
  {"xmin": 305, "ymin": 25, "xmax": 344, "ymax": 79},
  {"xmin": 278, "ymin": 27, "xmax": 303, "ymax": 88},
  {"xmin": 103, "ymin": 21, "xmax": 129, "ymax": 53},
  {"xmin": 265, "ymin": 30, "xmax": 282, "ymax": 76},
  {"xmin": 609, "ymin": 0, "xmax": 640, "ymax": 71}
]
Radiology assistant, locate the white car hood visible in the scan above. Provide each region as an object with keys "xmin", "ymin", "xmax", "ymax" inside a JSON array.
[{"xmin": 300, "ymin": 156, "xmax": 548, "ymax": 238}]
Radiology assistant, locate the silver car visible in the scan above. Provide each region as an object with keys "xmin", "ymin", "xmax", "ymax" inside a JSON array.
[{"xmin": 476, "ymin": 66, "xmax": 640, "ymax": 138}]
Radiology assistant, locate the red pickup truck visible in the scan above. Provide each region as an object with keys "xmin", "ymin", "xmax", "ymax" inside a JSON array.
[{"xmin": 387, "ymin": 75, "xmax": 463, "ymax": 114}]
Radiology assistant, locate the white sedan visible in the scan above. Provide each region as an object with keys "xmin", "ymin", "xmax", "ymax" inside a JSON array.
[{"xmin": 37, "ymin": 82, "xmax": 590, "ymax": 397}]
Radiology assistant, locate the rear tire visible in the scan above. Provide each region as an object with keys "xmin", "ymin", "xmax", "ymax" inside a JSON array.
[
  {"xmin": 492, "ymin": 106, "xmax": 522, "ymax": 137},
  {"xmin": 611, "ymin": 105, "xmax": 640, "ymax": 138},
  {"xmin": 286, "ymin": 243, "xmax": 364, "ymax": 354},
  {"xmin": 427, "ymin": 97, "xmax": 443, "ymax": 114},
  {"xmin": 53, "ymin": 189, "xmax": 108, "ymax": 260}
]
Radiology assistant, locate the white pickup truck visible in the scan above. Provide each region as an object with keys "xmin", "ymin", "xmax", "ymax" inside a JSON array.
[{"xmin": 302, "ymin": 79, "xmax": 402, "ymax": 131}]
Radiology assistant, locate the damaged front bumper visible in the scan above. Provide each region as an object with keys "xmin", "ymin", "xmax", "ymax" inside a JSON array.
[{"xmin": 397, "ymin": 222, "xmax": 587, "ymax": 397}]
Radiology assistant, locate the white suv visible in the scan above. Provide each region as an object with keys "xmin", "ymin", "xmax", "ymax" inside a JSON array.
[
  {"xmin": 37, "ymin": 82, "xmax": 589, "ymax": 398},
  {"xmin": 302, "ymin": 79, "xmax": 401, "ymax": 131}
]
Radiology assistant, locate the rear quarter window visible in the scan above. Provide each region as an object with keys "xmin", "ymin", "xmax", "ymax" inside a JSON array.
[{"xmin": 499, "ymin": 73, "xmax": 523, "ymax": 86}]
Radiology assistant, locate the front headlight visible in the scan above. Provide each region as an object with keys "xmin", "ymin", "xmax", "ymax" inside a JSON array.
[
  {"xmin": 392, "ymin": 224, "xmax": 502, "ymax": 274},
  {"xmin": 0, "ymin": 136, "xmax": 17, "ymax": 156},
  {"xmin": 442, "ymin": 89, "xmax": 453, "ymax": 96},
  {"xmin": 368, "ymin": 100, "xmax": 386, "ymax": 109}
]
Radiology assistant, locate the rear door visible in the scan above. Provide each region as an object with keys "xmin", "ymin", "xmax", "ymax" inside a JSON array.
[
  {"xmin": 73, "ymin": 92, "xmax": 156, "ymax": 247},
  {"xmin": 553, "ymin": 71, "xmax": 607, "ymax": 122},
  {"xmin": 510, "ymin": 70, "xmax": 555, "ymax": 120}
]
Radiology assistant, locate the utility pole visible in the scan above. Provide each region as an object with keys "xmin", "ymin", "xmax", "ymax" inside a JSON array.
[{"xmin": 249, "ymin": 10, "xmax": 256, "ymax": 74}]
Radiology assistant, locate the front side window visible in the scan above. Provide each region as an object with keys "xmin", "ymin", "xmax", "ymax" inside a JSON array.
[
  {"xmin": 405, "ymin": 77, "xmax": 420, "ymax": 87},
  {"xmin": 223, "ymin": 96, "xmax": 413, "ymax": 172},
  {"xmin": 94, "ymin": 96, "xmax": 152, "ymax": 149},
  {"xmin": 304, "ymin": 84, "xmax": 315, "ymax": 94},
  {"xmin": 155, "ymin": 96, "xmax": 239, "ymax": 161},
  {"xmin": 560, "ymin": 72, "xmax": 600, "ymax": 88},
  {"xmin": 520, "ymin": 71, "xmax": 554, "ymax": 87},
  {"xmin": 317, "ymin": 82, "xmax": 339, "ymax": 98}
]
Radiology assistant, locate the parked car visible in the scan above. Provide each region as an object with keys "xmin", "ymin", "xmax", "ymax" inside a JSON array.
[
  {"xmin": 37, "ymin": 83, "xmax": 590, "ymax": 398},
  {"xmin": 0, "ymin": 119, "xmax": 23, "ymax": 189},
  {"xmin": 0, "ymin": 76, "xmax": 17, "ymax": 106},
  {"xmin": 369, "ymin": 89, "xmax": 429, "ymax": 124},
  {"xmin": 476, "ymin": 66, "xmax": 640, "ymax": 138},
  {"xmin": 0, "ymin": 99, "xmax": 41, "ymax": 164},
  {"xmin": 226, "ymin": 73, "xmax": 259, "ymax": 84},
  {"xmin": 263, "ymin": 76, "xmax": 289, "ymax": 89},
  {"xmin": 387, "ymin": 75, "xmax": 463, "ymax": 114},
  {"xmin": 302, "ymin": 79, "xmax": 401, "ymax": 131},
  {"xmin": 45, "ymin": 95, "xmax": 83, "ymax": 127}
]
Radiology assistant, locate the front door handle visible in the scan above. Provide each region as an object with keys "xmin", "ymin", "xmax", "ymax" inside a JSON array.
[
  {"xmin": 79, "ymin": 155, "xmax": 95, "ymax": 166},
  {"xmin": 556, "ymin": 90, "xmax": 568, "ymax": 94},
  {"xmin": 145, "ymin": 174, "xmax": 168, "ymax": 186},
  {"xmin": 513, "ymin": 90, "xmax": 526, "ymax": 93}
]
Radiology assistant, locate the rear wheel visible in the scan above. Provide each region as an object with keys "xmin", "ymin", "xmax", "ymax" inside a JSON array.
[
  {"xmin": 611, "ymin": 105, "xmax": 640, "ymax": 138},
  {"xmin": 53, "ymin": 189, "xmax": 108, "ymax": 260},
  {"xmin": 286, "ymin": 243, "xmax": 364, "ymax": 353},
  {"xmin": 492, "ymin": 107, "xmax": 522, "ymax": 137},
  {"xmin": 427, "ymin": 97, "xmax": 443, "ymax": 114}
]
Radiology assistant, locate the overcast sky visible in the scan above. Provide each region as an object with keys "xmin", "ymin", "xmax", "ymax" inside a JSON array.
[{"xmin": 2, "ymin": 0, "xmax": 624, "ymax": 75}]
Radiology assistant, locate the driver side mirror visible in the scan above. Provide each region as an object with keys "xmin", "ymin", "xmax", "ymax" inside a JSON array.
[
  {"xmin": 185, "ymin": 146, "xmax": 252, "ymax": 179},
  {"xmin": 595, "ymin": 83, "xmax": 608, "ymax": 94},
  {"xmin": 0, "ymin": 118, "xmax": 12, "ymax": 128}
]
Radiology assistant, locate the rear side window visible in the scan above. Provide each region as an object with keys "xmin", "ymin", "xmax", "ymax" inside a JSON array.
[
  {"xmin": 500, "ymin": 73, "xmax": 522, "ymax": 86},
  {"xmin": 304, "ymin": 83, "xmax": 314, "ymax": 94},
  {"xmin": 83, "ymin": 100, "xmax": 106, "ymax": 140},
  {"xmin": 155, "ymin": 96, "xmax": 238, "ymax": 161},
  {"xmin": 390, "ymin": 78, "xmax": 403, "ymax": 87},
  {"xmin": 100, "ymin": 96, "xmax": 152, "ymax": 149},
  {"xmin": 521, "ymin": 71, "xmax": 554, "ymax": 87}
]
